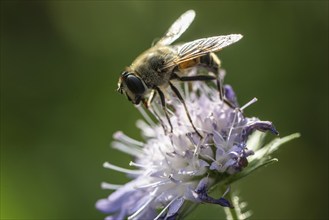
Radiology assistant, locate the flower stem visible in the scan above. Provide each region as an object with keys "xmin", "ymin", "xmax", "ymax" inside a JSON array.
[{"xmin": 223, "ymin": 189, "xmax": 239, "ymax": 220}]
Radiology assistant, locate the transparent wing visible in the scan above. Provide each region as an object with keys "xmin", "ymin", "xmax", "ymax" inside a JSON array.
[
  {"xmin": 156, "ymin": 10, "xmax": 196, "ymax": 46},
  {"xmin": 161, "ymin": 34, "xmax": 243, "ymax": 70}
]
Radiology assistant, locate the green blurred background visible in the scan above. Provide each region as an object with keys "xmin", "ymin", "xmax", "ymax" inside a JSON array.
[{"xmin": 1, "ymin": 1, "xmax": 328, "ymax": 219}]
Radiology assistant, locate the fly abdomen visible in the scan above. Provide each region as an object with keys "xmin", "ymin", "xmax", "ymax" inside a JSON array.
[{"xmin": 199, "ymin": 52, "xmax": 221, "ymax": 74}]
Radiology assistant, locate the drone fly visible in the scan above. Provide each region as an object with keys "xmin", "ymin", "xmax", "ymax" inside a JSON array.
[{"xmin": 117, "ymin": 10, "xmax": 242, "ymax": 137}]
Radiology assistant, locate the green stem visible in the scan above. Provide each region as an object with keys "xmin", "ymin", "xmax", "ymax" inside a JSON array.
[{"xmin": 222, "ymin": 186, "xmax": 239, "ymax": 220}]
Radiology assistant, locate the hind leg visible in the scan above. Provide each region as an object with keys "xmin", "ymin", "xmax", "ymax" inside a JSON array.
[
  {"xmin": 199, "ymin": 53, "xmax": 225, "ymax": 99},
  {"xmin": 199, "ymin": 53, "xmax": 238, "ymax": 108}
]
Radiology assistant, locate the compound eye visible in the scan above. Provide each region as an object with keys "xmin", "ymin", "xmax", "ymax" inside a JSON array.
[{"xmin": 125, "ymin": 75, "xmax": 146, "ymax": 95}]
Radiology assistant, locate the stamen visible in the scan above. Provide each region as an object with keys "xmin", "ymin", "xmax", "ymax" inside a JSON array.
[
  {"xmin": 193, "ymin": 134, "xmax": 210, "ymax": 156},
  {"xmin": 136, "ymin": 120, "xmax": 156, "ymax": 137},
  {"xmin": 227, "ymin": 109, "xmax": 238, "ymax": 144},
  {"xmin": 213, "ymin": 130, "xmax": 225, "ymax": 143},
  {"xmin": 150, "ymin": 100, "xmax": 174, "ymax": 136},
  {"xmin": 137, "ymin": 105, "xmax": 156, "ymax": 127},
  {"xmin": 240, "ymin": 97, "xmax": 258, "ymax": 111},
  {"xmin": 161, "ymin": 149, "xmax": 174, "ymax": 170},
  {"xmin": 103, "ymin": 162, "xmax": 142, "ymax": 175},
  {"xmin": 166, "ymin": 108, "xmax": 175, "ymax": 117},
  {"xmin": 112, "ymin": 141, "xmax": 143, "ymax": 157},
  {"xmin": 113, "ymin": 131, "xmax": 144, "ymax": 147},
  {"xmin": 202, "ymin": 154, "xmax": 217, "ymax": 163},
  {"xmin": 222, "ymin": 185, "xmax": 231, "ymax": 197},
  {"xmin": 136, "ymin": 179, "xmax": 171, "ymax": 189},
  {"xmin": 186, "ymin": 133, "xmax": 197, "ymax": 146},
  {"xmin": 154, "ymin": 196, "xmax": 180, "ymax": 220},
  {"xmin": 203, "ymin": 154, "xmax": 223, "ymax": 171},
  {"xmin": 129, "ymin": 161, "xmax": 155, "ymax": 169},
  {"xmin": 127, "ymin": 196, "xmax": 154, "ymax": 220},
  {"xmin": 150, "ymin": 100, "xmax": 162, "ymax": 116},
  {"xmin": 149, "ymin": 107, "xmax": 167, "ymax": 134},
  {"xmin": 101, "ymin": 182, "xmax": 122, "ymax": 190}
]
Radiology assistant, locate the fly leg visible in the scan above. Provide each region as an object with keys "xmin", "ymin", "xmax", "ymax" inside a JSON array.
[
  {"xmin": 169, "ymin": 73, "xmax": 226, "ymax": 139},
  {"xmin": 169, "ymin": 82, "xmax": 203, "ymax": 139},
  {"xmin": 142, "ymin": 90, "xmax": 168, "ymax": 134},
  {"xmin": 199, "ymin": 53, "xmax": 237, "ymax": 108},
  {"xmin": 199, "ymin": 53, "xmax": 224, "ymax": 100},
  {"xmin": 143, "ymin": 89, "xmax": 156, "ymax": 109},
  {"xmin": 154, "ymin": 87, "xmax": 173, "ymax": 135},
  {"xmin": 173, "ymin": 74, "xmax": 216, "ymax": 82}
]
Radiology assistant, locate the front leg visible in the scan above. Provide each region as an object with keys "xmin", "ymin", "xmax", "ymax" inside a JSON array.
[
  {"xmin": 155, "ymin": 87, "xmax": 173, "ymax": 134},
  {"xmin": 142, "ymin": 89, "xmax": 169, "ymax": 134},
  {"xmin": 142, "ymin": 89, "xmax": 156, "ymax": 109}
]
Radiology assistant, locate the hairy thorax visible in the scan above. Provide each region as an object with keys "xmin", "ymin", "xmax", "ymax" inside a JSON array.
[{"xmin": 131, "ymin": 46, "xmax": 176, "ymax": 88}]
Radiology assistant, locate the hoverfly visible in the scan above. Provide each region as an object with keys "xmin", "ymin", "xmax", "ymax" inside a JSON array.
[{"xmin": 117, "ymin": 10, "xmax": 242, "ymax": 138}]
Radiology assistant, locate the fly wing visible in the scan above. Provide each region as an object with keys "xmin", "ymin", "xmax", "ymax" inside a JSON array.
[
  {"xmin": 155, "ymin": 10, "xmax": 196, "ymax": 46},
  {"xmin": 161, "ymin": 34, "xmax": 243, "ymax": 70}
]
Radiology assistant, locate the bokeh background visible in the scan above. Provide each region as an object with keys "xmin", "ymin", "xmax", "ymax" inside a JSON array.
[{"xmin": 1, "ymin": 1, "xmax": 328, "ymax": 219}]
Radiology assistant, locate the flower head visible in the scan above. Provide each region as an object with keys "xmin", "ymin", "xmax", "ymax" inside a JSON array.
[{"xmin": 96, "ymin": 70, "xmax": 299, "ymax": 220}]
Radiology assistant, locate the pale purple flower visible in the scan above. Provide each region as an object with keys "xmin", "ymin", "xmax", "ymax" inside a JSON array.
[{"xmin": 96, "ymin": 70, "xmax": 299, "ymax": 220}]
